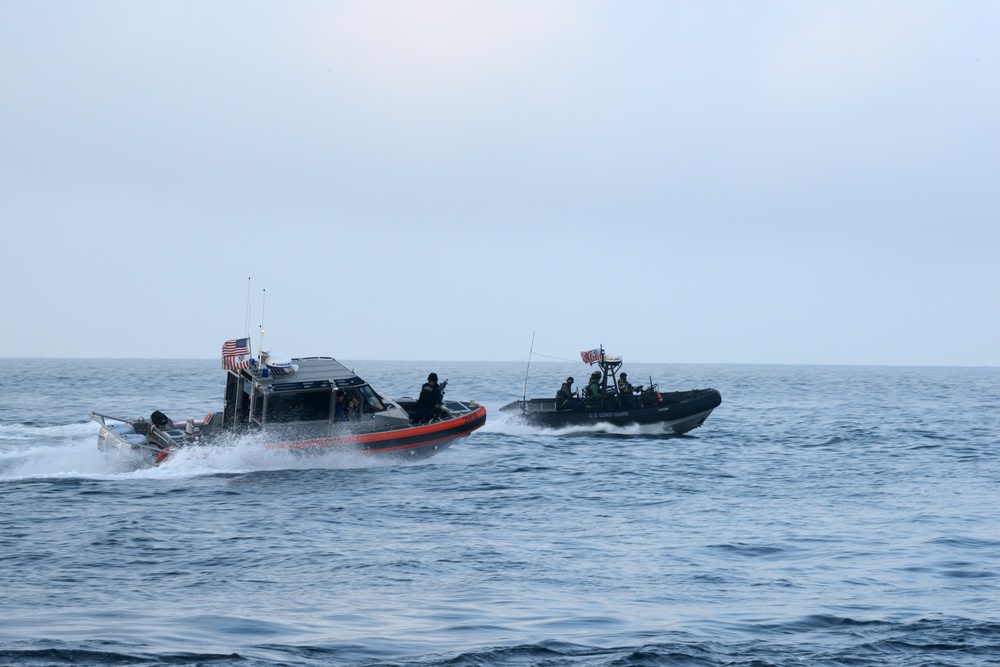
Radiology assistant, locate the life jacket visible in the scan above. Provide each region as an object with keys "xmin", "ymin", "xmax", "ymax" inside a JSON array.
[{"xmin": 416, "ymin": 382, "xmax": 440, "ymax": 410}]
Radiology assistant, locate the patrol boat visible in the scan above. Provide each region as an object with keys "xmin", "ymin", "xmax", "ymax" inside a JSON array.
[
  {"xmin": 500, "ymin": 347, "xmax": 721, "ymax": 433},
  {"xmin": 91, "ymin": 340, "xmax": 487, "ymax": 467}
]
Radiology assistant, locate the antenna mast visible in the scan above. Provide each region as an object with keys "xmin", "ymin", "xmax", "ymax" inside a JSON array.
[
  {"xmin": 243, "ymin": 277, "xmax": 252, "ymax": 339},
  {"xmin": 521, "ymin": 330, "xmax": 535, "ymax": 404},
  {"xmin": 256, "ymin": 289, "xmax": 266, "ymax": 367}
]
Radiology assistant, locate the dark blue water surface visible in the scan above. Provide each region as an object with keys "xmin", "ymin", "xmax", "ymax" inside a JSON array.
[{"xmin": 2, "ymin": 359, "xmax": 999, "ymax": 666}]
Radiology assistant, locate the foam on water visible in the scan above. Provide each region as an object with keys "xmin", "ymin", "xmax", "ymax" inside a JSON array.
[
  {"xmin": 484, "ymin": 406, "xmax": 680, "ymax": 438},
  {"xmin": 154, "ymin": 433, "xmax": 411, "ymax": 477},
  {"xmin": 0, "ymin": 430, "xmax": 116, "ymax": 479},
  {"xmin": 0, "ymin": 429, "xmax": 418, "ymax": 482}
]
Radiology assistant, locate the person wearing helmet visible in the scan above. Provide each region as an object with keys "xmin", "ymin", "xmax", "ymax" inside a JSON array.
[
  {"xmin": 556, "ymin": 376, "xmax": 579, "ymax": 411},
  {"xmin": 585, "ymin": 370, "xmax": 610, "ymax": 411},
  {"xmin": 412, "ymin": 372, "xmax": 444, "ymax": 424},
  {"xmin": 617, "ymin": 372, "xmax": 643, "ymax": 409}
]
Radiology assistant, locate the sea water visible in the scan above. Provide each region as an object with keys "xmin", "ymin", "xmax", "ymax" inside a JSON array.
[{"xmin": 1, "ymin": 358, "xmax": 998, "ymax": 666}]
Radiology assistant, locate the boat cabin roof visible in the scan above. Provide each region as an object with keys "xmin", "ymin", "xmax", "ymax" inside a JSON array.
[{"xmin": 232, "ymin": 356, "xmax": 367, "ymax": 393}]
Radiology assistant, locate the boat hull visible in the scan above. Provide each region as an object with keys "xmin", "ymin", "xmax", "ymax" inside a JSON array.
[
  {"xmin": 92, "ymin": 403, "xmax": 487, "ymax": 467},
  {"xmin": 267, "ymin": 404, "xmax": 488, "ymax": 460},
  {"xmin": 500, "ymin": 388, "xmax": 721, "ymax": 434}
]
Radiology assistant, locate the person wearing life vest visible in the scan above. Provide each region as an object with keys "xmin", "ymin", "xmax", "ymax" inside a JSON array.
[
  {"xmin": 556, "ymin": 377, "xmax": 579, "ymax": 411},
  {"xmin": 585, "ymin": 370, "xmax": 611, "ymax": 411},
  {"xmin": 412, "ymin": 373, "xmax": 443, "ymax": 424},
  {"xmin": 617, "ymin": 372, "xmax": 643, "ymax": 409}
]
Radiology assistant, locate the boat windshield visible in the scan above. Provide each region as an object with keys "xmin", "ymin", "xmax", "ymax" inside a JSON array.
[
  {"xmin": 265, "ymin": 389, "xmax": 332, "ymax": 423},
  {"xmin": 357, "ymin": 385, "xmax": 385, "ymax": 413}
]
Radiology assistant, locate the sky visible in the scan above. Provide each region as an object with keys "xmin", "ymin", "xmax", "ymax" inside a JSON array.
[{"xmin": 1, "ymin": 1, "xmax": 998, "ymax": 366}]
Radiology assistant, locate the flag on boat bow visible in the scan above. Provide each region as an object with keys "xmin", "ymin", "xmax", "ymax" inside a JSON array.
[
  {"xmin": 581, "ymin": 347, "xmax": 603, "ymax": 364},
  {"xmin": 222, "ymin": 338, "xmax": 252, "ymax": 370}
]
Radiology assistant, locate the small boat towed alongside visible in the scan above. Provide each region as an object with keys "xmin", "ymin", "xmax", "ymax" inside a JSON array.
[
  {"xmin": 91, "ymin": 338, "xmax": 486, "ymax": 467},
  {"xmin": 500, "ymin": 347, "xmax": 721, "ymax": 434}
]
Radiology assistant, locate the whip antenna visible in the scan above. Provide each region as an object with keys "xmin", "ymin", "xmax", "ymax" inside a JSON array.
[
  {"xmin": 243, "ymin": 277, "xmax": 252, "ymax": 339},
  {"xmin": 256, "ymin": 289, "xmax": 266, "ymax": 367},
  {"xmin": 521, "ymin": 330, "xmax": 535, "ymax": 404}
]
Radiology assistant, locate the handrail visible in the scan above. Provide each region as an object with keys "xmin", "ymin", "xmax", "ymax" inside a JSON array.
[{"xmin": 88, "ymin": 411, "xmax": 136, "ymax": 426}]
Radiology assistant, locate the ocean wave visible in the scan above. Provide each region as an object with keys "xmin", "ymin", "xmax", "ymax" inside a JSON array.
[
  {"xmin": 0, "ymin": 421, "xmax": 97, "ymax": 440},
  {"xmin": 7, "ymin": 619, "xmax": 999, "ymax": 667},
  {"xmin": 4, "ymin": 362, "xmax": 1000, "ymax": 667}
]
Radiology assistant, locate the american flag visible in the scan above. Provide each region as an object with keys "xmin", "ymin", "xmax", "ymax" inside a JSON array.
[
  {"xmin": 222, "ymin": 338, "xmax": 251, "ymax": 370},
  {"xmin": 580, "ymin": 347, "xmax": 602, "ymax": 364}
]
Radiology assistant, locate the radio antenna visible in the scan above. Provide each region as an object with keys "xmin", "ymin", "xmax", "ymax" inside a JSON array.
[
  {"xmin": 521, "ymin": 330, "xmax": 535, "ymax": 404},
  {"xmin": 256, "ymin": 288, "xmax": 267, "ymax": 366},
  {"xmin": 243, "ymin": 277, "xmax": 252, "ymax": 339}
]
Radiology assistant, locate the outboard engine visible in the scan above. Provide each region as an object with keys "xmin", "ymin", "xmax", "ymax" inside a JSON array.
[{"xmin": 150, "ymin": 410, "xmax": 172, "ymax": 428}]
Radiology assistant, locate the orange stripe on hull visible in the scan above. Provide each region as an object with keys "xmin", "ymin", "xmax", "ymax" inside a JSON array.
[{"xmin": 266, "ymin": 405, "xmax": 487, "ymax": 454}]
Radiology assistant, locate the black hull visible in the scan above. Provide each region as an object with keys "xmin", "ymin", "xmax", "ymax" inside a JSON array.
[{"xmin": 500, "ymin": 388, "xmax": 721, "ymax": 434}]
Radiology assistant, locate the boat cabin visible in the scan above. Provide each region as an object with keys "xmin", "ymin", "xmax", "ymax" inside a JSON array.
[{"xmin": 222, "ymin": 356, "xmax": 388, "ymax": 430}]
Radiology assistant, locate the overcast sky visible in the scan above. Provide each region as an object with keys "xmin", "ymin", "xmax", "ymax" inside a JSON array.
[{"xmin": 2, "ymin": 1, "xmax": 997, "ymax": 366}]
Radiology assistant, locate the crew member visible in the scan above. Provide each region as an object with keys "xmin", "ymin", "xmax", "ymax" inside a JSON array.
[
  {"xmin": 334, "ymin": 390, "xmax": 350, "ymax": 421},
  {"xmin": 556, "ymin": 377, "xmax": 579, "ymax": 411},
  {"xmin": 617, "ymin": 372, "xmax": 642, "ymax": 409},
  {"xmin": 585, "ymin": 370, "xmax": 610, "ymax": 411},
  {"xmin": 412, "ymin": 373, "xmax": 443, "ymax": 424}
]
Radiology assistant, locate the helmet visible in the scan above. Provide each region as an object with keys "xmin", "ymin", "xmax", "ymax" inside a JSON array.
[
  {"xmin": 621, "ymin": 373, "xmax": 627, "ymax": 378},
  {"xmin": 591, "ymin": 371, "xmax": 600, "ymax": 378},
  {"xmin": 566, "ymin": 377, "xmax": 574, "ymax": 384},
  {"xmin": 428, "ymin": 373, "xmax": 438, "ymax": 382}
]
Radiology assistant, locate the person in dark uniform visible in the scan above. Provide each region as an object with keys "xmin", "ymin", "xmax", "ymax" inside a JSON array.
[
  {"xmin": 334, "ymin": 390, "xmax": 349, "ymax": 421},
  {"xmin": 556, "ymin": 377, "xmax": 579, "ymax": 411},
  {"xmin": 585, "ymin": 370, "xmax": 611, "ymax": 411},
  {"xmin": 617, "ymin": 372, "xmax": 641, "ymax": 409},
  {"xmin": 412, "ymin": 372, "xmax": 443, "ymax": 424}
]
